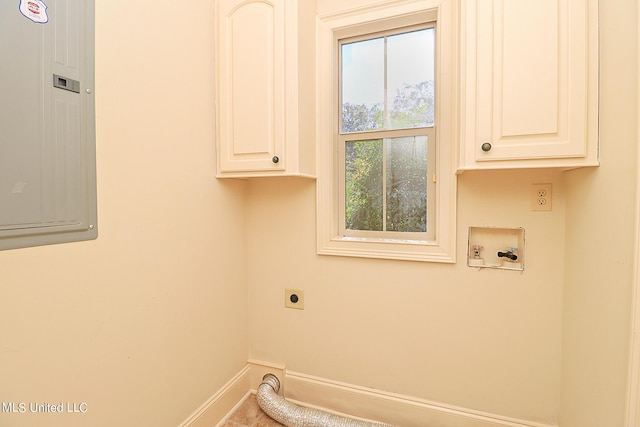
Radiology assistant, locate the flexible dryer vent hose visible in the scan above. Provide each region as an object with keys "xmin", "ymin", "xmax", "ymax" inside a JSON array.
[{"xmin": 256, "ymin": 374, "xmax": 394, "ymax": 427}]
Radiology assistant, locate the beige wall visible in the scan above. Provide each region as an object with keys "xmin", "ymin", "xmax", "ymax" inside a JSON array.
[
  {"xmin": 246, "ymin": 1, "xmax": 638, "ymax": 427},
  {"xmin": 560, "ymin": 0, "xmax": 638, "ymax": 426},
  {"xmin": 247, "ymin": 173, "xmax": 566, "ymax": 425},
  {"xmin": 0, "ymin": 1, "xmax": 249, "ymax": 426}
]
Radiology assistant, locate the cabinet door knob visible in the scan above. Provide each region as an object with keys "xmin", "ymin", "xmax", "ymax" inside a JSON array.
[
  {"xmin": 272, "ymin": 155, "xmax": 280, "ymax": 164},
  {"xmin": 481, "ymin": 142, "xmax": 492, "ymax": 152}
]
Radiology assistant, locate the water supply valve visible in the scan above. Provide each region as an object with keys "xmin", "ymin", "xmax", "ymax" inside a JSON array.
[
  {"xmin": 468, "ymin": 244, "xmax": 485, "ymax": 266},
  {"xmin": 497, "ymin": 248, "xmax": 518, "ymax": 261},
  {"xmin": 472, "ymin": 244, "xmax": 484, "ymax": 259}
]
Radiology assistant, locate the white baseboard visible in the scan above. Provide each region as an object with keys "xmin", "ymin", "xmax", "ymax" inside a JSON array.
[
  {"xmin": 177, "ymin": 362, "xmax": 556, "ymax": 427},
  {"xmin": 176, "ymin": 360, "xmax": 286, "ymax": 427},
  {"xmin": 283, "ymin": 371, "xmax": 556, "ymax": 427},
  {"xmin": 177, "ymin": 365, "xmax": 251, "ymax": 427}
]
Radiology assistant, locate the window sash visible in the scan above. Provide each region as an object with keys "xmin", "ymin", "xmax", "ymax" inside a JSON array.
[
  {"xmin": 339, "ymin": 23, "xmax": 436, "ymax": 134},
  {"xmin": 338, "ymin": 126, "xmax": 436, "ymax": 242}
]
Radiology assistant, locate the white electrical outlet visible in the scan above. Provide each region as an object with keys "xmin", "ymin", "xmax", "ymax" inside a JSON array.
[
  {"xmin": 531, "ymin": 184, "xmax": 552, "ymax": 211},
  {"xmin": 285, "ymin": 289, "xmax": 304, "ymax": 310}
]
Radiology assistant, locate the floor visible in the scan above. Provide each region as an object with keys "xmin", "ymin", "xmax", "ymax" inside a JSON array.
[{"xmin": 221, "ymin": 394, "xmax": 284, "ymax": 427}]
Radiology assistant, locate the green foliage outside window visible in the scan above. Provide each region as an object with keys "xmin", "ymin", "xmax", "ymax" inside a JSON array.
[{"xmin": 345, "ymin": 139, "xmax": 383, "ymax": 231}]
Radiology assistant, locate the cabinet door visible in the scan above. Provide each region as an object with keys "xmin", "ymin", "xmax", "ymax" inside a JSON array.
[
  {"xmin": 217, "ymin": 0, "xmax": 286, "ymax": 172},
  {"xmin": 465, "ymin": 0, "xmax": 591, "ymax": 162}
]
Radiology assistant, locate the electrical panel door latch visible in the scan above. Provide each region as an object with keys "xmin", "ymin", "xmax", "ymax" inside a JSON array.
[{"xmin": 53, "ymin": 74, "xmax": 80, "ymax": 93}]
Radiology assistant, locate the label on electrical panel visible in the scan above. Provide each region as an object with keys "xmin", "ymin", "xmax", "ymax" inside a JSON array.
[{"xmin": 19, "ymin": 0, "xmax": 49, "ymax": 24}]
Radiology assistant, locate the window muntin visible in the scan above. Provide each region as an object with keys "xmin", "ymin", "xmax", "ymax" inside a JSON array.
[{"xmin": 339, "ymin": 26, "xmax": 436, "ymax": 242}]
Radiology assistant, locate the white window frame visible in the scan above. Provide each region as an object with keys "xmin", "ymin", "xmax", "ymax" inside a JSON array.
[{"xmin": 316, "ymin": 0, "xmax": 457, "ymax": 263}]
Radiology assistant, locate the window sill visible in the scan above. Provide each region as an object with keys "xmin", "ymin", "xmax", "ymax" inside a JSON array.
[{"xmin": 318, "ymin": 236, "xmax": 456, "ymax": 263}]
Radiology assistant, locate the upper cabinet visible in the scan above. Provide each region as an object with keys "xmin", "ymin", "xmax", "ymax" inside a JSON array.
[
  {"xmin": 215, "ymin": 0, "xmax": 316, "ymax": 178},
  {"xmin": 459, "ymin": 0, "xmax": 599, "ymax": 171}
]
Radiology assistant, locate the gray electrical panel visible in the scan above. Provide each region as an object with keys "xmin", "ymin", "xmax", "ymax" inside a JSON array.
[{"xmin": 1, "ymin": 0, "xmax": 96, "ymax": 250}]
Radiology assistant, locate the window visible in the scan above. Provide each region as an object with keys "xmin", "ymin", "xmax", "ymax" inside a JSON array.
[
  {"xmin": 317, "ymin": 0, "xmax": 457, "ymax": 262},
  {"xmin": 340, "ymin": 26, "xmax": 436, "ymax": 241}
]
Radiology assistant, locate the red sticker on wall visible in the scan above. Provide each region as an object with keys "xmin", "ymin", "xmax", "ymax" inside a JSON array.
[{"xmin": 19, "ymin": 0, "xmax": 49, "ymax": 24}]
